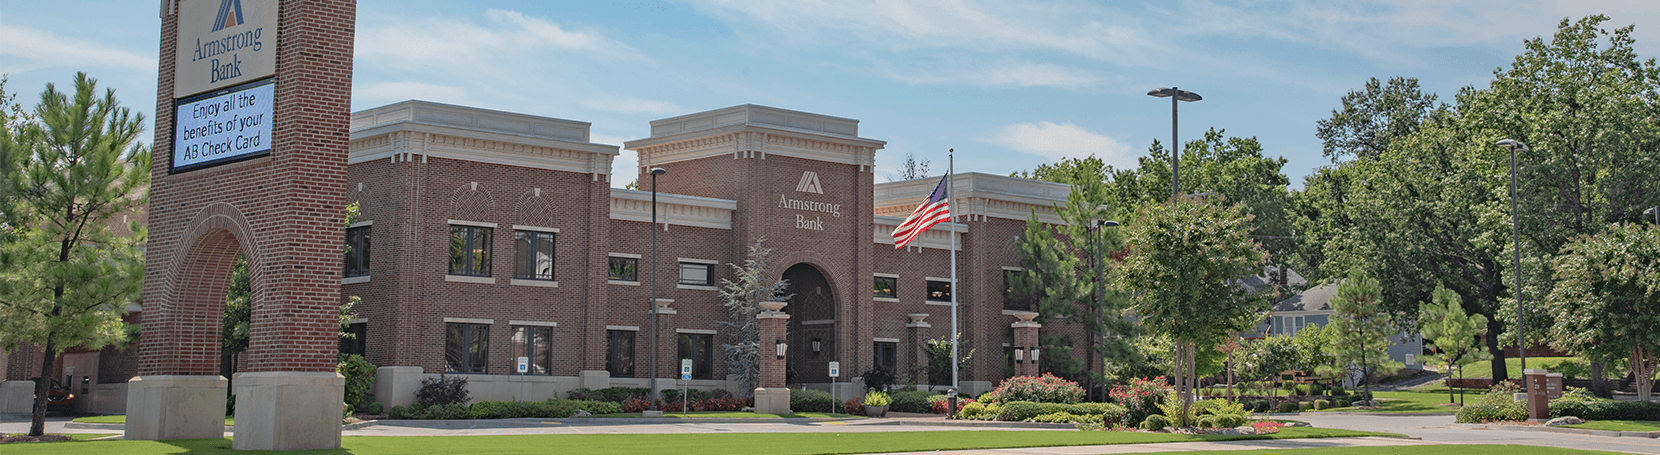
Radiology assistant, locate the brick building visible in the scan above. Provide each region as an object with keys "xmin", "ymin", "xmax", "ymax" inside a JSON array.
[{"xmin": 3, "ymin": 100, "xmax": 1092, "ymax": 414}]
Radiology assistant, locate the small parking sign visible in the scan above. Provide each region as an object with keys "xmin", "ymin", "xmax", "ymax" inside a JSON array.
[{"xmin": 828, "ymin": 361, "xmax": 840, "ymax": 378}]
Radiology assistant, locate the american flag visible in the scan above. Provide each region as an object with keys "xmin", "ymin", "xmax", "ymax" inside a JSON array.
[{"xmin": 891, "ymin": 175, "xmax": 951, "ymax": 249}]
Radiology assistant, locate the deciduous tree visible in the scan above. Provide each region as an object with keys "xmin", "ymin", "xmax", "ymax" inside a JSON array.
[{"xmin": 1545, "ymin": 223, "xmax": 1660, "ymax": 402}]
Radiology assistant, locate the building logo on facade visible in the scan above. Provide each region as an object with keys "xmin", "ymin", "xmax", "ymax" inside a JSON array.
[
  {"xmin": 796, "ymin": 171, "xmax": 824, "ymax": 194},
  {"xmin": 211, "ymin": 0, "xmax": 246, "ymax": 32}
]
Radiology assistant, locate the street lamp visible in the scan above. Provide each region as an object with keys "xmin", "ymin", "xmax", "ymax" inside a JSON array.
[
  {"xmin": 1495, "ymin": 139, "xmax": 1528, "ymax": 371},
  {"xmin": 1088, "ymin": 215, "xmax": 1119, "ymax": 402},
  {"xmin": 1148, "ymin": 87, "xmax": 1202, "ymax": 201},
  {"xmin": 1646, "ymin": 206, "xmax": 1658, "ymax": 224},
  {"xmin": 649, "ymin": 166, "xmax": 668, "ymax": 411}
]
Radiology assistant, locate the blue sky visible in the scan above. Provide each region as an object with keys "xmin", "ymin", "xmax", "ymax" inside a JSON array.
[{"xmin": 4, "ymin": 1, "xmax": 1656, "ymax": 189}]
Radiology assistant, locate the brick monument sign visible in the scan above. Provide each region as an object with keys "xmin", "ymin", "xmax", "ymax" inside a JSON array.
[{"xmin": 128, "ymin": 0, "xmax": 356, "ymax": 450}]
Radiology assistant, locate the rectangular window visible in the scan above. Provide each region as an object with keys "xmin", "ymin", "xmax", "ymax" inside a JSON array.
[
  {"xmin": 607, "ymin": 256, "xmax": 638, "ymax": 282},
  {"xmin": 677, "ymin": 333, "xmax": 713, "ymax": 380},
  {"xmin": 606, "ymin": 329, "xmax": 636, "ymax": 378},
  {"xmin": 873, "ymin": 276, "xmax": 897, "ymax": 299},
  {"xmin": 678, "ymin": 262, "xmax": 712, "ymax": 286},
  {"xmin": 339, "ymin": 322, "xmax": 367, "ymax": 357},
  {"xmin": 926, "ymin": 280, "xmax": 952, "ymax": 302},
  {"xmin": 1002, "ymin": 270, "xmax": 1028, "ymax": 310},
  {"xmin": 512, "ymin": 326, "xmax": 553, "ymax": 375},
  {"xmin": 513, "ymin": 230, "xmax": 556, "ymax": 281},
  {"xmin": 444, "ymin": 323, "xmax": 489, "ymax": 374},
  {"xmin": 449, "ymin": 225, "xmax": 492, "ymax": 277},
  {"xmin": 344, "ymin": 226, "xmax": 371, "ymax": 277},
  {"xmin": 874, "ymin": 341, "xmax": 897, "ymax": 373}
]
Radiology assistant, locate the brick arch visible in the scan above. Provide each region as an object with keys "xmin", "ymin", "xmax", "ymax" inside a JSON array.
[
  {"xmin": 773, "ymin": 256, "xmax": 844, "ymax": 385},
  {"xmin": 451, "ymin": 183, "xmax": 492, "ymax": 222},
  {"xmin": 139, "ymin": 203, "xmax": 265, "ymax": 376},
  {"xmin": 515, "ymin": 189, "xmax": 556, "ymax": 227}
]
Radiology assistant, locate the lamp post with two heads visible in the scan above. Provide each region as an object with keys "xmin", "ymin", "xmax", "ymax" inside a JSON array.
[
  {"xmin": 648, "ymin": 167, "xmax": 668, "ymax": 411},
  {"xmin": 1147, "ymin": 87, "xmax": 1202, "ymax": 200},
  {"xmin": 1495, "ymin": 139, "xmax": 1528, "ymax": 371}
]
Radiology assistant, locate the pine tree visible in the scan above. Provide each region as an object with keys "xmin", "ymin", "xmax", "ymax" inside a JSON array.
[
  {"xmin": 1419, "ymin": 285, "xmax": 1489, "ymax": 404},
  {"xmin": 1325, "ymin": 271, "xmax": 1403, "ymax": 399},
  {"xmin": 0, "ymin": 73, "xmax": 149, "ymax": 436},
  {"xmin": 716, "ymin": 239, "xmax": 789, "ymax": 396}
]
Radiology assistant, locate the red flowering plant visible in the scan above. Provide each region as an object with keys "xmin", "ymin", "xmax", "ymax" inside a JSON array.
[
  {"xmin": 1109, "ymin": 376, "xmax": 1167, "ymax": 425},
  {"xmin": 990, "ymin": 373, "xmax": 1086, "ymax": 404},
  {"xmin": 930, "ymin": 397, "xmax": 975, "ymax": 414},
  {"xmin": 844, "ymin": 399, "xmax": 864, "ymax": 416},
  {"xmin": 1251, "ymin": 421, "xmax": 1285, "ymax": 434}
]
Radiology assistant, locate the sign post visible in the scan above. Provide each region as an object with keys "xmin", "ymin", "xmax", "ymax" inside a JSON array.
[
  {"xmin": 681, "ymin": 359, "xmax": 693, "ymax": 415},
  {"xmin": 828, "ymin": 361, "xmax": 840, "ymax": 414}
]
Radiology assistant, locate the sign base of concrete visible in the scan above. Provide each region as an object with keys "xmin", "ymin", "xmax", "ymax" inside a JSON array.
[
  {"xmin": 124, "ymin": 375, "xmax": 227, "ymax": 440},
  {"xmin": 0, "ymin": 380, "xmax": 33, "ymax": 417},
  {"xmin": 374, "ymin": 366, "xmax": 423, "ymax": 410},
  {"xmin": 232, "ymin": 371, "xmax": 344, "ymax": 451},
  {"xmin": 753, "ymin": 387, "xmax": 790, "ymax": 415}
]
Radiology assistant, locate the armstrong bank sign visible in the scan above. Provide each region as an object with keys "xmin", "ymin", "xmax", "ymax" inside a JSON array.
[{"xmin": 173, "ymin": 0, "xmax": 278, "ymax": 97}]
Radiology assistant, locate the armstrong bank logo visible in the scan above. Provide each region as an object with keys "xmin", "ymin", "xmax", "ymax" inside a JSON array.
[
  {"xmin": 795, "ymin": 171, "xmax": 824, "ymax": 194},
  {"xmin": 211, "ymin": 0, "xmax": 246, "ymax": 32}
]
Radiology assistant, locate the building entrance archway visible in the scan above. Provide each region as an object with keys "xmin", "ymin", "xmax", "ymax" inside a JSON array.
[{"xmin": 782, "ymin": 263, "xmax": 836, "ymax": 385}]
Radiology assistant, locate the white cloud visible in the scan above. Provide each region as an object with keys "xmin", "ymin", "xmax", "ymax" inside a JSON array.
[
  {"xmin": 583, "ymin": 97, "xmax": 684, "ymax": 115},
  {"xmin": 986, "ymin": 121, "xmax": 1133, "ymax": 165},
  {"xmin": 353, "ymin": 82, "xmax": 468, "ymax": 106},
  {"xmin": 0, "ymin": 25, "xmax": 154, "ymax": 74},
  {"xmin": 355, "ymin": 8, "xmax": 640, "ymax": 73},
  {"xmin": 884, "ymin": 61, "xmax": 1105, "ymax": 89}
]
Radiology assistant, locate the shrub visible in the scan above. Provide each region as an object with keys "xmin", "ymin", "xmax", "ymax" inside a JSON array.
[
  {"xmin": 1192, "ymin": 398, "xmax": 1248, "ymax": 416},
  {"xmin": 790, "ymin": 389, "xmax": 836, "ymax": 413},
  {"xmin": 415, "ymin": 375, "xmax": 470, "ymax": 408},
  {"xmin": 1195, "ymin": 415, "xmax": 1217, "ymax": 428},
  {"xmin": 889, "ymin": 391, "xmax": 935, "ymax": 413},
  {"xmin": 226, "ymin": 393, "xmax": 236, "ymax": 417},
  {"xmin": 1314, "ymin": 399, "xmax": 1330, "ymax": 410},
  {"xmin": 358, "ymin": 401, "xmax": 384, "ymax": 415},
  {"xmin": 932, "ymin": 397, "xmax": 975, "ymax": 414},
  {"xmin": 1455, "ymin": 384, "xmax": 1528, "ymax": 423},
  {"xmin": 859, "ymin": 367, "xmax": 897, "ymax": 392},
  {"xmin": 337, "ymin": 354, "xmax": 378, "ymax": 410},
  {"xmin": 988, "ymin": 373, "xmax": 1085, "ymax": 404},
  {"xmin": 1212, "ymin": 413, "xmax": 1247, "ymax": 428},
  {"xmin": 1252, "ymin": 421, "xmax": 1285, "ymax": 434},
  {"xmin": 343, "ymin": 402, "xmax": 354, "ymax": 419},
  {"xmin": 1140, "ymin": 414, "xmax": 1170, "ymax": 430},
  {"xmin": 1550, "ymin": 398, "xmax": 1660, "ymax": 420},
  {"xmin": 1030, "ymin": 412, "xmax": 1105, "ymax": 424},
  {"xmin": 1334, "ymin": 397, "xmax": 1351, "ymax": 408},
  {"xmin": 1277, "ymin": 402, "xmax": 1299, "ymax": 413},
  {"xmin": 388, "ymin": 405, "xmax": 410, "ymax": 419},
  {"xmin": 992, "ymin": 401, "xmax": 1128, "ymax": 425},
  {"xmin": 977, "ymin": 390, "xmax": 1001, "ymax": 404},
  {"xmin": 1309, "ymin": 384, "xmax": 1325, "ymax": 396},
  {"xmin": 1108, "ymin": 376, "xmax": 1166, "ymax": 425},
  {"xmin": 864, "ymin": 391, "xmax": 892, "ymax": 406},
  {"xmin": 620, "ymin": 398, "xmax": 651, "ymax": 413},
  {"xmin": 844, "ymin": 399, "xmax": 864, "ymax": 416},
  {"xmin": 1299, "ymin": 401, "xmax": 1313, "ymax": 411}
]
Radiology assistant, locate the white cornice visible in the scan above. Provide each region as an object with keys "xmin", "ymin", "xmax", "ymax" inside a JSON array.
[
  {"xmin": 349, "ymin": 101, "xmax": 619, "ymax": 178},
  {"xmin": 625, "ymin": 105, "xmax": 885, "ymax": 169},
  {"xmin": 873, "ymin": 173, "xmax": 1071, "ymax": 224},
  {"xmin": 872, "ymin": 215, "xmax": 966, "ymax": 251},
  {"xmin": 610, "ymin": 188, "xmax": 737, "ymax": 230}
]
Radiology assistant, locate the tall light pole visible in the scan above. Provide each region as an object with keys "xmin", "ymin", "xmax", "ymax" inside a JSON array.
[
  {"xmin": 648, "ymin": 167, "xmax": 668, "ymax": 411},
  {"xmin": 1496, "ymin": 139, "xmax": 1528, "ymax": 371},
  {"xmin": 1147, "ymin": 87, "xmax": 1202, "ymax": 200},
  {"xmin": 1089, "ymin": 216, "xmax": 1119, "ymax": 402},
  {"xmin": 1646, "ymin": 206, "xmax": 1658, "ymax": 225}
]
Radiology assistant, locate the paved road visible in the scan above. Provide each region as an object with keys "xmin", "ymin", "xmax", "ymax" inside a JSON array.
[{"xmin": 1290, "ymin": 412, "xmax": 1660, "ymax": 454}]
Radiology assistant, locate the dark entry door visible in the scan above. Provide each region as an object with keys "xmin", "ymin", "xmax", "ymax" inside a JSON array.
[{"xmin": 782, "ymin": 263, "xmax": 836, "ymax": 384}]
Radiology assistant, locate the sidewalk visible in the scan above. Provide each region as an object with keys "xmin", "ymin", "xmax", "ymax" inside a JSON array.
[{"xmin": 879, "ymin": 437, "xmax": 1440, "ymax": 455}]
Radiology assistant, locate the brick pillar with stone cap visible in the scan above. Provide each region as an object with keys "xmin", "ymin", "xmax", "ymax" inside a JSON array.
[
  {"xmin": 1011, "ymin": 311, "xmax": 1041, "ymax": 377},
  {"xmin": 754, "ymin": 300, "xmax": 791, "ymax": 414}
]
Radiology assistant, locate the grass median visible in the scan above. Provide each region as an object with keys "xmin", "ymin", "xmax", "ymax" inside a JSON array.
[
  {"xmin": 1170, "ymin": 446, "xmax": 1627, "ymax": 455},
  {"xmin": 0, "ymin": 427, "xmax": 1391, "ymax": 454},
  {"xmin": 1318, "ymin": 391, "xmax": 1458, "ymax": 414},
  {"xmin": 1561, "ymin": 420, "xmax": 1660, "ymax": 432}
]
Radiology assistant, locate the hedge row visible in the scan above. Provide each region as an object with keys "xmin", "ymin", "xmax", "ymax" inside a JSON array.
[
  {"xmin": 388, "ymin": 399, "xmax": 621, "ymax": 420},
  {"xmin": 994, "ymin": 401, "xmax": 1129, "ymax": 425},
  {"xmin": 1551, "ymin": 399, "xmax": 1660, "ymax": 420}
]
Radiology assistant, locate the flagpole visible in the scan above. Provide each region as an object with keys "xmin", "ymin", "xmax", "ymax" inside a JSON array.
[{"xmin": 948, "ymin": 149, "xmax": 959, "ymax": 391}]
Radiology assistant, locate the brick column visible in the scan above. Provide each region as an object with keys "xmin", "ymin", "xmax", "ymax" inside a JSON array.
[
  {"xmin": 1011, "ymin": 311, "xmax": 1041, "ymax": 377},
  {"xmin": 754, "ymin": 301, "xmax": 791, "ymax": 414}
]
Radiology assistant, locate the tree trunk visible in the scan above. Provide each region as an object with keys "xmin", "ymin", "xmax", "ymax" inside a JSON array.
[
  {"xmin": 1484, "ymin": 317, "xmax": 1509, "ymax": 383},
  {"xmin": 1591, "ymin": 361, "xmax": 1610, "ymax": 398},
  {"xmin": 1635, "ymin": 347, "xmax": 1655, "ymax": 403},
  {"xmin": 30, "ymin": 339, "xmax": 57, "ymax": 436}
]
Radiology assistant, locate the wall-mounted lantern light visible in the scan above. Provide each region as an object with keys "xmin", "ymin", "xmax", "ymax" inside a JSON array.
[
  {"xmin": 811, "ymin": 338, "xmax": 822, "ymax": 355},
  {"xmin": 776, "ymin": 339, "xmax": 787, "ymax": 359},
  {"xmin": 1031, "ymin": 347, "xmax": 1041, "ymax": 364},
  {"xmin": 1014, "ymin": 347, "xmax": 1024, "ymax": 364}
]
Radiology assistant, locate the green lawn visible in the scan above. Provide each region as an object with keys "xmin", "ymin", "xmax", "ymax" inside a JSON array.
[
  {"xmin": 1454, "ymin": 357, "xmax": 1583, "ymax": 379},
  {"xmin": 1318, "ymin": 391, "xmax": 1459, "ymax": 414},
  {"xmin": 0, "ymin": 427, "xmax": 1392, "ymax": 454},
  {"xmin": 587, "ymin": 411, "xmax": 858, "ymax": 419},
  {"xmin": 71, "ymin": 416, "xmax": 234, "ymax": 426},
  {"xmin": 1561, "ymin": 420, "xmax": 1660, "ymax": 432}
]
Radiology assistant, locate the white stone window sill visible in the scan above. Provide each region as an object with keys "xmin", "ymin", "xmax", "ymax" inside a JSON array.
[
  {"xmin": 445, "ymin": 275, "xmax": 495, "ymax": 284},
  {"xmin": 874, "ymin": 297, "xmax": 899, "ymax": 303},
  {"xmin": 925, "ymin": 300, "xmax": 954, "ymax": 306},
  {"xmin": 608, "ymin": 280, "xmax": 641, "ymax": 286},
  {"xmin": 677, "ymin": 284, "xmax": 719, "ymax": 291},
  {"xmin": 510, "ymin": 279, "xmax": 557, "ymax": 288},
  {"xmin": 342, "ymin": 276, "xmax": 371, "ymax": 285}
]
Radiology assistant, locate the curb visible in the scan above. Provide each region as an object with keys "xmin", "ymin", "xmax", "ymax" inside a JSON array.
[
  {"xmin": 363, "ymin": 417, "xmax": 862, "ymax": 428},
  {"xmin": 882, "ymin": 420, "xmax": 1076, "ymax": 430},
  {"xmin": 1266, "ymin": 411, "xmax": 1457, "ymax": 417},
  {"xmin": 61, "ymin": 421, "xmax": 380, "ymax": 431},
  {"xmin": 1450, "ymin": 423, "xmax": 1660, "ymax": 438}
]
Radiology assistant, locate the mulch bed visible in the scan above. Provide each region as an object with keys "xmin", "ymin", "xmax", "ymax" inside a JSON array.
[{"xmin": 1, "ymin": 434, "xmax": 72, "ymax": 443}]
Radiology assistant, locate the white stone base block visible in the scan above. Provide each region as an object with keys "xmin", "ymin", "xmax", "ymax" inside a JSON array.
[
  {"xmin": 1, "ymin": 380, "xmax": 35, "ymax": 417},
  {"xmin": 753, "ymin": 387, "xmax": 790, "ymax": 415},
  {"xmin": 232, "ymin": 371, "xmax": 343, "ymax": 451},
  {"xmin": 123, "ymin": 375, "xmax": 227, "ymax": 440},
  {"xmin": 374, "ymin": 366, "xmax": 423, "ymax": 409},
  {"xmin": 580, "ymin": 370, "xmax": 611, "ymax": 390}
]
